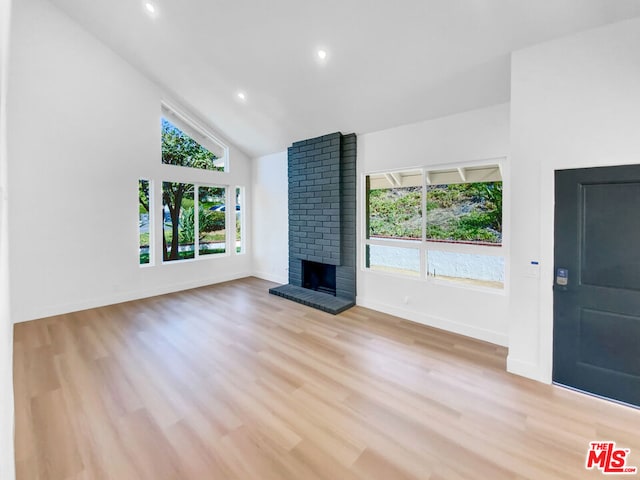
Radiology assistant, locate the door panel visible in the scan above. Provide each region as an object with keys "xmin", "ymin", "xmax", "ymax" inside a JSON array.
[
  {"xmin": 581, "ymin": 182, "xmax": 640, "ymax": 290},
  {"xmin": 554, "ymin": 165, "xmax": 640, "ymax": 407},
  {"xmin": 579, "ymin": 308, "xmax": 640, "ymax": 377}
]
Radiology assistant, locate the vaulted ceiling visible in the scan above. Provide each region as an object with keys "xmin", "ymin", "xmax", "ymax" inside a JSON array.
[{"xmin": 48, "ymin": 0, "xmax": 640, "ymax": 157}]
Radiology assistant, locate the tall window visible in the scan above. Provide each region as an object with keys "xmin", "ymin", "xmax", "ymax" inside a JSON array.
[
  {"xmin": 235, "ymin": 187, "xmax": 245, "ymax": 254},
  {"xmin": 162, "ymin": 182, "xmax": 195, "ymax": 261},
  {"xmin": 365, "ymin": 164, "xmax": 504, "ymax": 289},
  {"xmin": 161, "ymin": 104, "xmax": 228, "ymax": 172},
  {"xmin": 138, "ymin": 179, "xmax": 151, "ymax": 265}
]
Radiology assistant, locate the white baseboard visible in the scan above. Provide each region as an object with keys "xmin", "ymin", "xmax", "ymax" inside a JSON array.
[
  {"xmin": 13, "ymin": 271, "xmax": 251, "ymax": 324},
  {"xmin": 252, "ymin": 271, "xmax": 287, "ymax": 285},
  {"xmin": 506, "ymin": 356, "xmax": 551, "ymax": 383},
  {"xmin": 356, "ymin": 296, "xmax": 508, "ymax": 347}
]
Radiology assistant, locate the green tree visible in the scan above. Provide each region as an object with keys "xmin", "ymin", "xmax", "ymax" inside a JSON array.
[
  {"xmin": 161, "ymin": 119, "xmax": 219, "ymax": 170},
  {"xmin": 161, "ymin": 119, "xmax": 218, "ymax": 261},
  {"xmin": 138, "ymin": 180, "xmax": 149, "ymax": 214},
  {"xmin": 162, "ymin": 182, "xmax": 192, "ymax": 261}
]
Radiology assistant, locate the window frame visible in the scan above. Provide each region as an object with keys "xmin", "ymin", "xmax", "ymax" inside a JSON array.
[
  {"xmin": 160, "ymin": 182, "xmax": 233, "ymax": 264},
  {"xmin": 139, "ymin": 103, "xmax": 248, "ymax": 266},
  {"xmin": 234, "ymin": 186, "xmax": 246, "ymax": 255},
  {"xmin": 197, "ymin": 184, "xmax": 229, "ymax": 258},
  {"xmin": 138, "ymin": 178, "xmax": 154, "ymax": 267},
  {"xmin": 362, "ymin": 158, "xmax": 507, "ymax": 292}
]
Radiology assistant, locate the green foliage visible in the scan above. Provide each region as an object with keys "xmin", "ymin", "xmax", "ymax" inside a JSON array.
[
  {"xmin": 161, "ymin": 119, "xmax": 221, "ymax": 171},
  {"xmin": 199, "ymin": 208, "xmax": 225, "ymax": 233},
  {"xmin": 138, "ymin": 180, "xmax": 150, "ymax": 213},
  {"xmin": 367, "ymin": 181, "xmax": 503, "ymax": 244},
  {"xmin": 181, "ymin": 198, "xmax": 195, "ymax": 210},
  {"xmin": 139, "ymin": 232, "xmax": 149, "ymax": 247},
  {"xmin": 426, "ymin": 182, "xmax": 502, "ymax": 243},
  {"xmin": 199, "ymin": 247, "xmax": 226, "ymax": 256},
  {"xmin": 200, "ymin": 232, "xmax": 225, "ymax": 242},
  {"xmin": 178, "ymin": 205, "xmax": 226, "ymax": 245},
  {"xmin": 426, "ymin": 211, "xmax": 498, "ymax": 242},
  {"xmin": 368, "ymin": 187, "xmax": 422, "ymax": 239},
  {"xmin": 425, "ymin": 184, "xmax": 458, "ymax": 208},
  {"xmin": 199, "ymin": 186, "xmax": 225, "ymax": 203},
  {"xmin": 173, "ymin": 250, "xmax": 195, "ymax": 260},
  {"xmin": 140, "ymin": 250, "xmax": 196, "ymax": 264},
  {"xmin": 481, "ymin": 182, "xmax": 502, "ymax": 231},
  {"xmin": 179, "ymin": 206, "xmax": 196, "ymax": 244}
]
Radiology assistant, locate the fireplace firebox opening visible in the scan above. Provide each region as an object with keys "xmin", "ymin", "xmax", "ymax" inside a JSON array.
[{"xmin": 302, "ymin": 260, "xmax": 337, "ymax": 296}]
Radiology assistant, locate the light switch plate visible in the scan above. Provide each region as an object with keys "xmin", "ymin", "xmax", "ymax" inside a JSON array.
[{"xmin": 524, "ymin": 261, "xmax": 540, "ymax": 278}]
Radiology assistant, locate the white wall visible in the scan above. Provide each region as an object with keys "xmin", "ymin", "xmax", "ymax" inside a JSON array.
[
  {"xmin": 357, "ymin": 103, "xmax": 511, "ymax": 345},
  {"xmin": 0, "ymin": 0, "xmax": 15, "ymax": 475},
  {"xmin": 508, "ymin": 17, "xmax": 640, "ymax": 382},
  {"xmin": 252, "ymin": 151, "xmax": 288, "ymax": 284},
  {"xmin": 7, "ymin": 0, "xmax": 252, "ymax": 323}
]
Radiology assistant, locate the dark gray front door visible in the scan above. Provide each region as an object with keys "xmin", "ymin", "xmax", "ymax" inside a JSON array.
[{"xmin": 554, "ymin": 165, "xmax": 640, "ymax": 407}]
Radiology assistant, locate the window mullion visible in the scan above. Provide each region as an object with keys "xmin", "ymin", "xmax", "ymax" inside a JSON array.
[
  {"xmin": 194, "ymin": 183, "xmax": 199, "ymax": 259},
  {"xmin": 422, "ymin": 168, "xmax": 427, "ymax": 243},
  {"xmin": 227, "ymin": 187, "xmax": 232, "ymax": 255},
  {"xmin": 421, "ymin": 168, "xmax": 428, "ymax": 278}
]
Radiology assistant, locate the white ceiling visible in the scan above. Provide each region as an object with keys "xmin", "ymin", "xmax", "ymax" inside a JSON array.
[{"xmin": 48, "ymin": 0, "xmax": 640, "ymax": 158}]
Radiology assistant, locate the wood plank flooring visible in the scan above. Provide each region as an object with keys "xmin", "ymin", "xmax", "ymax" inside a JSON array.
[{"xmin": 13, "ymin": 277, "xmax": 640, "ymax": 479}]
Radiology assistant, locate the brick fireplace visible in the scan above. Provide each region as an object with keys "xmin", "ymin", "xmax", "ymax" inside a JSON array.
[{"xmin": 269, "ymin": 132, "xmax": 356, "ymax": 314}]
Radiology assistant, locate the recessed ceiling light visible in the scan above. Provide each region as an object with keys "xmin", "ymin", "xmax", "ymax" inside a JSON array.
[
  {"xmin": 144, "ymin": 2, "xmax": 156, "ymax": 14},
  {"xmin": 237, "ymin": 92, "xmax": 246, "ymax": 101},
  {"xmin": 317, "ymin": 50, "xmax": 327, "ymax": 60}
]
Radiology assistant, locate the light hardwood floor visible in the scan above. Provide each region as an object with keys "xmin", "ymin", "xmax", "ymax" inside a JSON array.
[{"xmin": 13, "ymin": 277, "xmax": 640, "ymax": 479}]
